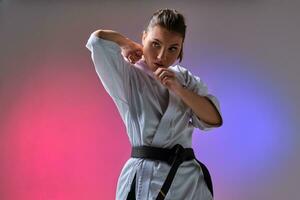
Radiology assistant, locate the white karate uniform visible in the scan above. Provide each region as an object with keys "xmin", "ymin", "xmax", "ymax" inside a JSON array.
[{"xmin": 86, "ymin": 32, "xmax": 222, "ymax": 200}]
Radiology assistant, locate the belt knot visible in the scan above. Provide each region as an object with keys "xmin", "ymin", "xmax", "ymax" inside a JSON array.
[{"xmin": 168, "ymin": 144, "xmax": 185, "ymax": 165}]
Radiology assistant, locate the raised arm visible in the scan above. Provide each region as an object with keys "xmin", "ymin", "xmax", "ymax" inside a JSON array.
[{"xmin": 93, "ymin": 29, "xmax": 143, "ymax": 64}]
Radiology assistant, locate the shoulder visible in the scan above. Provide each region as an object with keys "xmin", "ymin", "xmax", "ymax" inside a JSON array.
[
  {"xmin": 169, "ymin": 64, "xmax": 196, "ymax": 78},
  {"xmin": 169, "ymin": 64, "xmax": 188, "ymax": 73},
  {"xmin": 170, "ymin": 64, "xmax": 207, "ymax": 91},
  {"xmin": 169, "ymin": 64, "xmax": 196, "ymax": 85}
]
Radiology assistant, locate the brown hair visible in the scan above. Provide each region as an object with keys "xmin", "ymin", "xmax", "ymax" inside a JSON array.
[{"xmin": 145, "ymin": 8, "xmax": 186, "ymax": 63}]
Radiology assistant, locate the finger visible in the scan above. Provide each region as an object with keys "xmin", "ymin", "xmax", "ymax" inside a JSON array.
[
  {"xmin": 156, "ymin": 70, "xmax": 166, "ymax": 81},
  {"xmin": 159, "ymin": 71, "xmax": 174, "ymax": 81},
  {"xmin": 158, "ymin": 71, "xmax": 166, "ymax": 80},
  {"xmin": 162, "ymin": 76, "xmax": 170, "ymax": 86},
  {"xmin": 157, "ymin": 68, "xmax": 174, "ymax": 76},
  {"xmin": 130, "ymin": 55, "xmax": 140, "ymax": 64},
  {"xmin": 128, "ymin": 55, "xmax": 133, "ymax": 63},
  {"xmin": 128, "ymin": 55, "xmax": 137, "ymax": 64},
  {"xmin": 162, "ymin": 76, "xmax": 168, "ymax": 82},
  {"xmin": 160, "ymin": 70, "xmax": 171, "ymax": 77},
  {"xmin": 160, "ymin": 75, "xmax": 170, "ymax": 85},
  {"xmin": 154, "ymin": 68, "xmax": 165, "ymax": 77}
]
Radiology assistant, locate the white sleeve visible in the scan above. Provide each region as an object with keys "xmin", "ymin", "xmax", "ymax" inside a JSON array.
[
  {"xmin": 85, "ymin": 32, "xmax": 131, "ymax": 104},
  {"xmin": 183, "ymin": 69, "xmax": 223, "ymax": 131}
]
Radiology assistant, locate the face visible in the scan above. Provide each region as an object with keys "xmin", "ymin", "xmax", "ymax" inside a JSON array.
[{"xmin": 142, "ymin": 25, "xmax": 183, "ymax": 71}]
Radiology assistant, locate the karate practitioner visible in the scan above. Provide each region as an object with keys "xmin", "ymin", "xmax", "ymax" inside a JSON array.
[{"xmin": 86, "ymin": 8, "xmax": 223, "ymax": 200}]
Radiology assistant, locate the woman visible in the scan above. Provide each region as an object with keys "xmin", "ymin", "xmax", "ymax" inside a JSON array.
[{"xmin": 86, "ymin": 8, "xmax": 223, "ymax": 200}]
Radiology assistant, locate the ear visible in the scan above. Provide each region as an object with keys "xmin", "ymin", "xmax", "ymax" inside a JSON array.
[{"xmin": 142, "ymin": 30, "xmax": 147, "ymax": 46}]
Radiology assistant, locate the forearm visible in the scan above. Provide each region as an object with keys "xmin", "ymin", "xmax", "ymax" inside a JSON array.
[
  {"xmin": 93, "ymin": 29, "xmax": 131, "ymax": 48},
  {"xmin": 175, "ymin": 86, "xmax": 222, "ymax": 126}
]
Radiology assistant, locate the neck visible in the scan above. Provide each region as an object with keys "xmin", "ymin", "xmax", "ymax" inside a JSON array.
[{"xmin": 141, "ymin": 56, "xmax": 156, "ymax": 72}]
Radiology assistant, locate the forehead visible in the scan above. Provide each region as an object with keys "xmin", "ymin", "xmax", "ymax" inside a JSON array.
[{"xmin": 147, "ymin": 25, "xmax": 183, "ymax": 44}]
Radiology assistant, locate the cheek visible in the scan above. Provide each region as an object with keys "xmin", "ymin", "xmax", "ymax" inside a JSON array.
[
  {"xmin": 167, "ymin": 52, "xmax": 179, "ymax": 60},
  {"xmin": 144, "ymin": 46, "xmax": 157, "ymax": 58},
  {"xmin": 166, "ymin": 53, "xmax": 180, "ymax": 65}
]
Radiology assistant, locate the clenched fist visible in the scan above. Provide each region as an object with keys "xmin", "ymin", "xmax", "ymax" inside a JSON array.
[
  {"xmin": 121, "ymin": 41, "xmax": 143, "ymax": 64},
  {"xmin": 154, "ymin": 67, "xmax": 183, "ymax": 93}
]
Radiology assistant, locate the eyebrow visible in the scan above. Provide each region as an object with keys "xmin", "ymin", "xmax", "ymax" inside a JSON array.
[{"xmin": 154, "ymin": 38, "xmax": 180, "ymax": 46}]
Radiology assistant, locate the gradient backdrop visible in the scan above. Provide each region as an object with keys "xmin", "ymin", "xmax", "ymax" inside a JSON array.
[{"xmin": 1, "ymin": 0, "xmax": 299, "ymax": 199}]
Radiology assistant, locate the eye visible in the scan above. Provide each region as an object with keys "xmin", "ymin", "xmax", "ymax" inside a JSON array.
[
  {"xmin": 169, "ymin": 47, "xmax": 178, "ymax": 52},
  {"xmin": 152, "ymin": 41, "xmax": 160, "ymax": 48}
]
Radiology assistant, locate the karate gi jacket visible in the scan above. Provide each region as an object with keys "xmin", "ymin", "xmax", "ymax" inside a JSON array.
[{"xmin": 86, "ymin": 32, "xmax": 223, "ymax": 200}]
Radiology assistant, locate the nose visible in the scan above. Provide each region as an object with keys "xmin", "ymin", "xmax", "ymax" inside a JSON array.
[{"xmin": 157, "ymin": 48, "xmax": 167, "ymax": 62}]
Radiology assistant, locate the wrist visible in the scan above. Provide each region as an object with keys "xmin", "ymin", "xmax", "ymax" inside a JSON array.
[
  {"xmin": 94, "ymin": 29, "xmax": 130, "ymax": 48},
  {"xmin": 117, "ymin": 36, "xmax": 132, "ymax": 48},
  {"xmin": 173, "ymin": 84, "xmax": 187, "ymax": 97}
]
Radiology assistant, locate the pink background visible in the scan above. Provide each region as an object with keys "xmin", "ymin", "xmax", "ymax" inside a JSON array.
[{"xmin": 1, "ymin": 0, "xmax": 299, "ymax": 199}]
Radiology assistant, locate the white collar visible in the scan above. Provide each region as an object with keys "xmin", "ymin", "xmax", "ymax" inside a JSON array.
[{"xmin": 134, "ymin": 59, "xmax": 155, "ymax": 78}]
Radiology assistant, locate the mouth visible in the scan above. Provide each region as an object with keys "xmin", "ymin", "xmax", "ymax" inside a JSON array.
[{"xmin": 153, "ymin": 62, "xmax": 164, "ymax": 68}]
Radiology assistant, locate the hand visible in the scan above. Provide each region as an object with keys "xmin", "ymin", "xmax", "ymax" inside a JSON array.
[
  {"xmin": 121, "ymin": 40, "xmax": 143, "ymax": 64},
  {"xmin": 154, "ymin": 68, "xmax": 183, "ymax": 93}
]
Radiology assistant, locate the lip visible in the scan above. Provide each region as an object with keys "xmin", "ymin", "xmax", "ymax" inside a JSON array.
[{"xmin": 154, "ymin": 62, "xmax": 164, "ymax": 68}]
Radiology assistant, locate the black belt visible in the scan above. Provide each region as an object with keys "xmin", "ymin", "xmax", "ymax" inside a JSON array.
[{"xmin": 126, "ymin": 144, "xmax": 213, "ymax": 200}]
